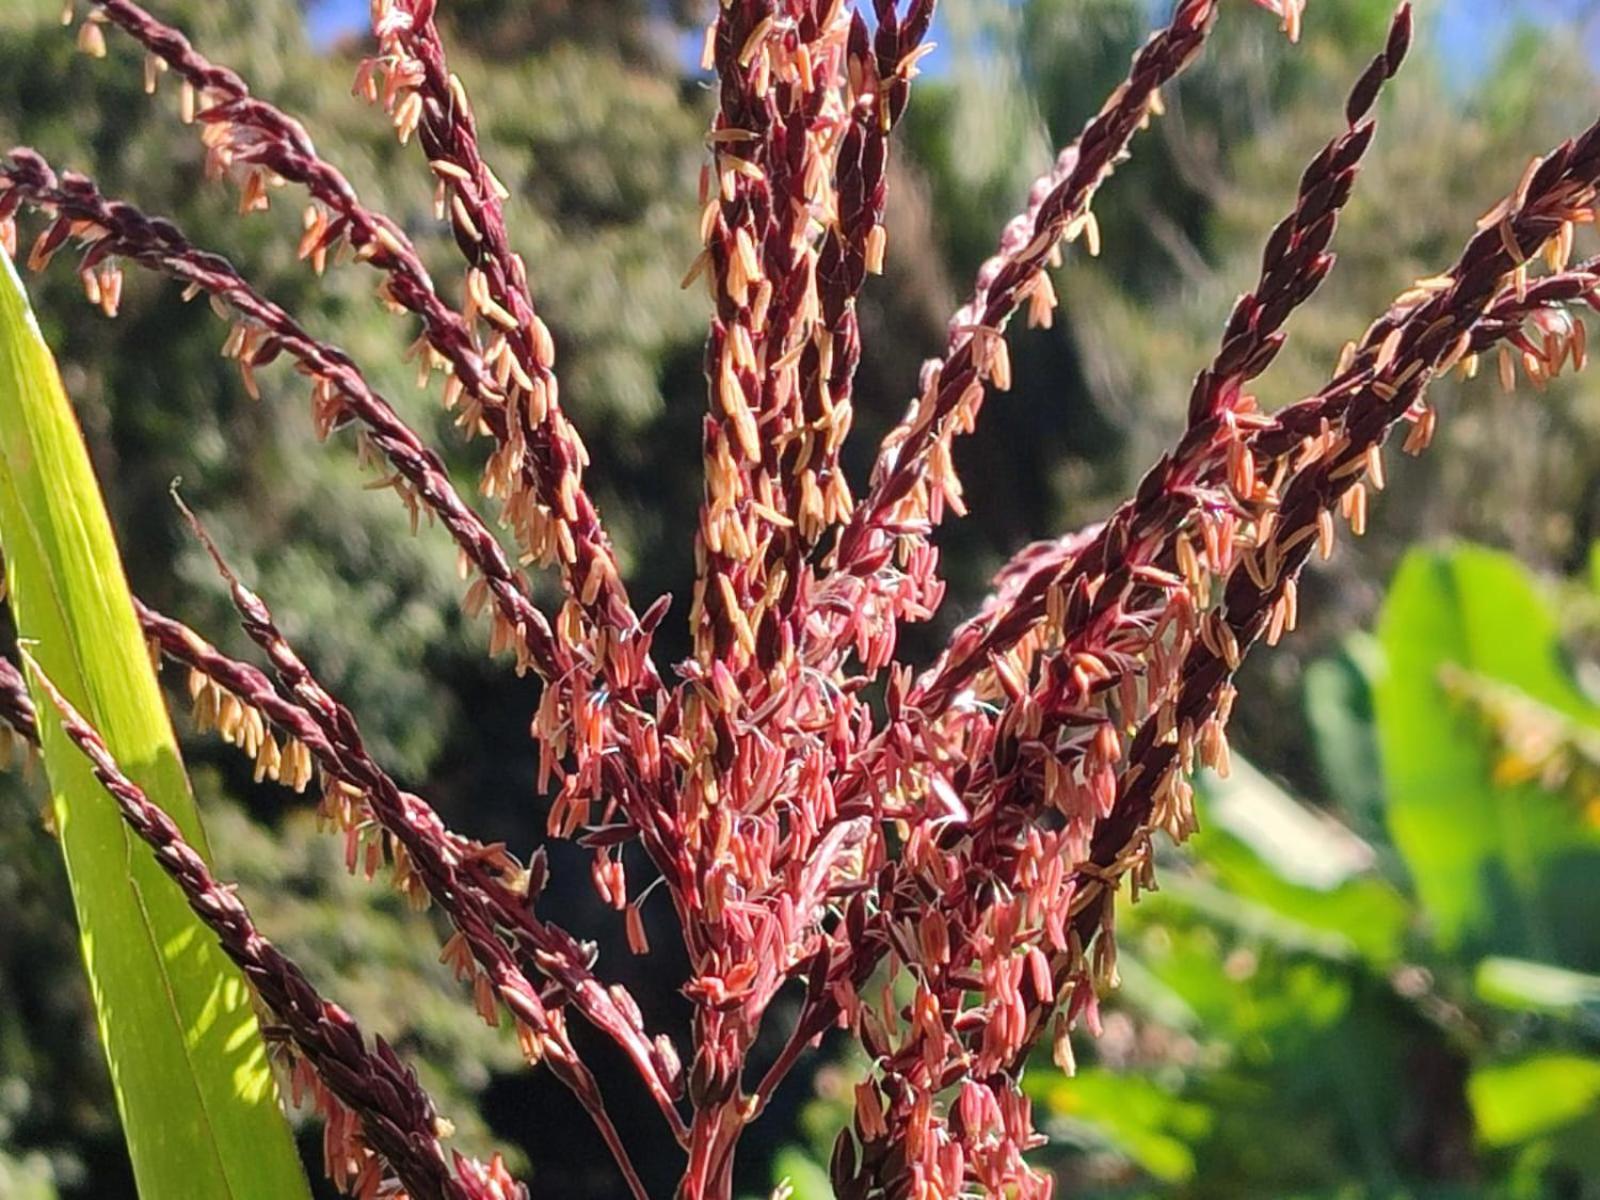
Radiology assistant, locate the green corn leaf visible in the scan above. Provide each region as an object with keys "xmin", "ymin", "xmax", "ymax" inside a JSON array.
[{"xmin": 0, "ymin": 254, "xmax": 310, "ymax": 1200}]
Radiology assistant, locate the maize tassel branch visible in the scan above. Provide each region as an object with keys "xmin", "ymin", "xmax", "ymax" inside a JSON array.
[{"xmin": 4, "ymin": 1, "xmax": 1600, "ymax": 1197}]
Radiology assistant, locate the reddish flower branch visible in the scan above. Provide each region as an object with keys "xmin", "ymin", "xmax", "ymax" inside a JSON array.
[
  {"xmin": 750, "ymin": 0, "xmax": 1411, "ymax": 1132},
  {"xmin": 19, "ymin": 652, "xmax": 528, "ymax": 1200},
  {"xmin": 172, "ymin": 500, "xmax": 678, "ymax": 1182},
  {"xmin": 0, "ymin": 149, "xmax": 565, "ymax": 682},
  {"xmin": 916, "ymin": 4, "xmax": 1412, "ymax": 715},
  {"xmin": 1071, "ymin": 142, "xmax": 1600, "ymax": 937},
  {"xmin": 82, "ymin": 1, "xmax": 649, "ymax": 698},
  {"xmin": 991, "ymin": 143, "xmax": 1600, "ymax": 1112},
  {"xmin": 11, "ymin": 2, "xmax": 1600, "ymax": 1198},
  {"xmin": 818, "ymin": 0, "xmax": 1225, "ymax": 674},
  {"xmin": 92, "ymin": 0, "xmax": 694, "ymax": 994},
  {"xmin": 0, "ymin": 146, "xmax": 691, "ymax": 927},
  {"xmin": 360, "ymin": 0, "xmax": 652, "ymax": 693},
  {"xmin": 0, "ymin": 653, "xmax": 39, "ymax": 746},
  {"xmin": 692, "ymin": 0, "xmax": 848, "ymax": 672},
  {"xmin": 133, "ymin": 586, "xmax": 689, "ymax": 1148}
]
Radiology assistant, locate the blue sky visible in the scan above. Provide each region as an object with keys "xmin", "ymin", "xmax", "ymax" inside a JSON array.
[
  {"xmin": 307, "ymin": 0, "xmax": 1593, "ymax": 77},
  {"xmin": 1437, "ymin": 0, "xmax": 1598, "ymax": 76}
]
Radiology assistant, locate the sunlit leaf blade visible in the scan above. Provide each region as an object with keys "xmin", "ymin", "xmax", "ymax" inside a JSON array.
[
  {"xmin": 1468, "ymin": 1054, "xmax": 1600, "ymax": 1147},
  {"xmin": 1476, "ymin": 957, "xmax": 1600, "ymax": 1019},
  {"xmin": 1373, "ymin": 545, "xmax": 1600, "ymax": 959},
  {"xmin": 0, "ymin": 255, "xmax": 310, "ymax": 1200},
  {"xmin": 772, "ymin": 1146, "xmax": 835, "ymax": 1200},
  {"xmin": 1132, "ymin": 757, "xmax": 1409, "ymax": 965},
  {"xmin": 1025, "ymin": 1069, "xmax": 1212, "ymax": 1184}
]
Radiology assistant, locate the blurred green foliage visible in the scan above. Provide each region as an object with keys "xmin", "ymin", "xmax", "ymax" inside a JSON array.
[
  {"xmin": 4, "ymin": 0, "xmax": 1600, "ymax": 1196},
  {"xmin": 1375, "ymin": 548, "xmax": 1600, "ymax": 962}
]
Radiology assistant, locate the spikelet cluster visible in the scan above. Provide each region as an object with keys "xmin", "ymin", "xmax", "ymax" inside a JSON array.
[{"xmin": 6, "ymin": 3, "xmax": 1600, "ymax": 1198}]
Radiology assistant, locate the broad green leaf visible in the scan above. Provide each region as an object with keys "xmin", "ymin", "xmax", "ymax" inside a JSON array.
[
  {"xmin": 771, "ymin": 1146, "xmax": 835, "ymax": 1200},
  {"xmin": 1373, "ymin": 545, "xmax": 1600, "ymax": 959},
  {"xmin": 1178, "ymin": 759, "xmax": 1410, "ymax": 964},
  {"xmin": 0, "ymin": 256, "xmax": 309, "ymax": 1199},
  {"xmin": 1103, "ymin": 917, "xmax": 1427, "ymax": 1191},
  {"xmin": 1303, "ymin": 633, "xmax": 1386, "ymax": 832},
  {"xmin": 1475, "ymin": 957, "xmax": 1600, "ymax": 1018},
  {"xmin": 1112, "ymin": 950, "xmax": 1203, "ymax": 1032},
  {"xmin": 1202, "ymin": 758, "xmax": 1378, "ymax": 890},
  {"xmin": 1026, "ymin": 1068, "xmax": 1212, "ymax": 1184},
  {"xmin": 1152, "ymin": 873, "xmax": 1387, "ymax": 963},
  {"xmin": 1468, "ymin": 1055, "xmax": 1600, "ymax": 1147}
]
